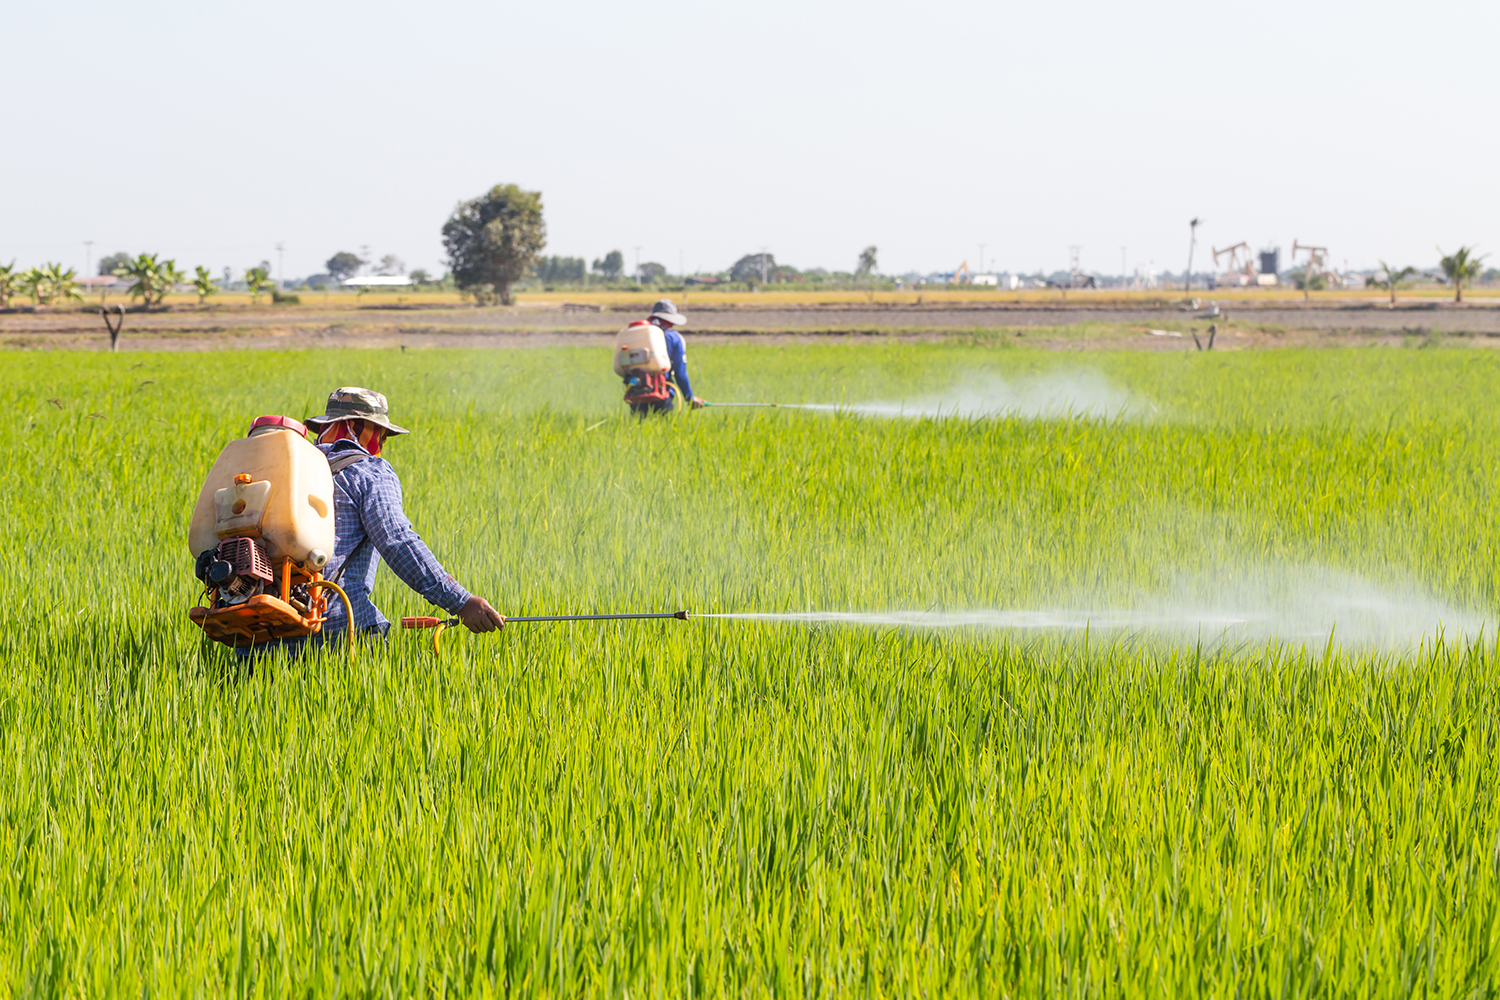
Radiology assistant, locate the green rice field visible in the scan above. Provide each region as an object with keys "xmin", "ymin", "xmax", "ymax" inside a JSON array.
[{"xmin": 4, "ymin": 342, "xmax": 1500, "ymax": 996}]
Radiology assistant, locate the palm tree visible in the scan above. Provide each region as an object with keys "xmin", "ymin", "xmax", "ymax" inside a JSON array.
[
  {"xmin": 116, "ymin": 253, "xmax": 168, "ymax": 308},
  {"xmin": 244, "ymin": 266, "xmax": 273, "ymax": 304},
  {"xmin": 43, "ymin": 263, "xmax": 83, "ymax": 304},
  {"xmin": 16, "ymin": 264, "xmax": 82, "ymax": 306},
  {"xmin": 17, "ymin": 267, "xmax": 45, "ymax": 304},
  {"xmin": 192, "ymin": 265, "xmax": 218, "ymax": 304},
  {"xmin": 0, "ymin": 261, "xmax": 17, "ymax": 309},
  {"xmin": 1437, "ymin": 246, "xmax": 1487, "ymax": 303},
  {"xmin": 157, "ymin": 260, "xmax": 186, "ymax": 304},
  {"xmin": 1365, "ymin": 260, "xmax": 1416, "ymax": 307}
]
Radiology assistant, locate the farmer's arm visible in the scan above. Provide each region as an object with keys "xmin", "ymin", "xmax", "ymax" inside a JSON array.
[{"xmin": 665, "ymin": 330, "xmax": 698, "ymax": 404}]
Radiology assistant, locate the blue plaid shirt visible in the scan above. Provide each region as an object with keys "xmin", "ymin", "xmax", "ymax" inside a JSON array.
[{"xmin": 321, "ymin": 440, "xmax": 471, "ymax": 634}]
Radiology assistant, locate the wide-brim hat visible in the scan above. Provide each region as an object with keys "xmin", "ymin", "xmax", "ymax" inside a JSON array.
[
  {"xmin": 649, "ymin": 298, "xmax": 687, "ymax": 326},
  {"xmin": 304, "ymin": 386, "xmax": 409, "ymax": 435}
]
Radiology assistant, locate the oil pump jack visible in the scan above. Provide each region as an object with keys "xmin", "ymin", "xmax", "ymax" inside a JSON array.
[{"xmin": 1211, "ymin": 242, "xmax": 1257, "ymax": 287}]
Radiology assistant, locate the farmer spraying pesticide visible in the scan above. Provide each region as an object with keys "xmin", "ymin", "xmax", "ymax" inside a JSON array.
[
  {"xmin": 187, "ymin": 387, "xmax": 505, "ymax": 654},
  {"xmin": 616, "ymin": 299, "xmax": 707, "ymax": 414},
  {"xmin": 301, "ymin": 387, "xmax": 505, "ymax": 645}
]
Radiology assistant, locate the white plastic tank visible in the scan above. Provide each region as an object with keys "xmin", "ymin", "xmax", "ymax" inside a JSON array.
[
  {"xmin": 188, "ymin": 416, "xmax": 336, "ymax": 568},
  {"xmin": 613, "ymin": 321, "xmax": 670, "ymax": 376}
]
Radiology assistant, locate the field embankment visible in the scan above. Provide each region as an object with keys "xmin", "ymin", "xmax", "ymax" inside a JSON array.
[{"xmin": 4, "ymin": 297, "xmax": 1500, "ymax": 350}]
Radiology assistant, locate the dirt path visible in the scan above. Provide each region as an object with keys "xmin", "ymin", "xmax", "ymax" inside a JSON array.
[{"xmin": 3, "ymin": 300, "xmax": 1496, "ymax": 351}]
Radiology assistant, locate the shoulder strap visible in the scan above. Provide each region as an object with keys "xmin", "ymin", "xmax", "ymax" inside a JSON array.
[
  {"xmin": 324, "ymin": 451, "xmax": 374, "ymax": 586},
  {"xmin": 328, "ymin": 452, "xmax": 368, "ymax": 474}
]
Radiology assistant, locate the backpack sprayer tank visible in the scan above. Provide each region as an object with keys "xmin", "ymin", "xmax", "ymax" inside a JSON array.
[
  {"xmin": 615, "ymin": 320, "xmax": 674, "ymax": 408},
  {"xmin": 187, "ymin": 415, "xmax": 339, "ymax": 647}
]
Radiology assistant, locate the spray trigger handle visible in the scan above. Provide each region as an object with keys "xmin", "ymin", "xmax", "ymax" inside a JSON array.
[{"xmin": 401, "ymin": 616, "xmax": 458, "ymax": 629}]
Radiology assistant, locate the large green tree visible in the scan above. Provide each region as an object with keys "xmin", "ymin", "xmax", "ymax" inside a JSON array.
[
  {"xmin": 325, "ymin": 252, "xmax": 364, "ymax": 283},
  {"xmin": 441, "ymin": 184, "xmax": 546, "ymax": 305},
  {"xmin": 1438, "ymin": 245, "xmax": 1487, "ymax": 303}
]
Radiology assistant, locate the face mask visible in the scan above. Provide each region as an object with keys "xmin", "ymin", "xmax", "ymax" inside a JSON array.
[{"xmin": 318, "ymin": 419, "xmax": 385, "ymax": 456}]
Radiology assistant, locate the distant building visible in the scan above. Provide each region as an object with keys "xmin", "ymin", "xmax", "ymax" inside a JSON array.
[
  {"xmin": 1257, "ymin": 249, "xmax": 1280, "ymax": 286},
  {"xmin": 971, "ymin": 273, "xmax": 999, "ymax": 286},
  {"xmin": 76, "ymin": 275, "xmax": 129, "ymax": 290},
  {"xmin": 342, "ymin": 276, "xmax": 412, "ymax": 287},
  {"xmin": 684, "ymin": 275, "xmax": 721, "ymax": 286}
]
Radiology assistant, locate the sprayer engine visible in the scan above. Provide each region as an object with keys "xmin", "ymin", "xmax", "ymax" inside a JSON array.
[{"xmin": 195, "ymin": 537, "xmax": 274, "ymax": 607}]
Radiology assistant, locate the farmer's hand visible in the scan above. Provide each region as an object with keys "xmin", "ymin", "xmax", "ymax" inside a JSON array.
[
  {"xmin": 458, "ymin": 596, "xmax": 505, "ymax": 633},
  {"xmin": 690, "ymin": 397, "xmax": 706, "ymax": 409}
]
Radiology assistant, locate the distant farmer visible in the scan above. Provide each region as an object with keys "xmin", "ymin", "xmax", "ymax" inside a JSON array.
[
  {"xmin": 304, "ymin": 386, "xmax": 505, "ymax": 644},
  {"xmin": 644, "ymin": 298, "xmax": 705, "ymax": 412}
]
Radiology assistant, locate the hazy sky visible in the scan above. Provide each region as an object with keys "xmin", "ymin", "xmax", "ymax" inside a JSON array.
[{"xmin": 4, "ymin": 0, "xmax": 1495, "ymax": 280}]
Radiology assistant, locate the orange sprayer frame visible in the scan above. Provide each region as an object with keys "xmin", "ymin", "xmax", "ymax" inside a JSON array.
[{"xmin": 189, "ymin": 558, "xmax": 331, "ymax": 647}]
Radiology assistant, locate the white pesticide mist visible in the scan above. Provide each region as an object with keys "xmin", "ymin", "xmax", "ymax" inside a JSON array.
[
  {"xmin": 784, "ymin": 372, "xmax": 1142, "ymax": 421},
  {"xmin": 701, "ymin": 565, "xmax": 1489, "ymax": 650}
]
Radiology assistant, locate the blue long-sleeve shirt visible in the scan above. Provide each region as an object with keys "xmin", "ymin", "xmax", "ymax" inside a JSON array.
[
  {"xmin": 661, "ymin": 325, "xmax": 695, "ymax": 401},
  {"xmin": 320, "ymin": 439, "xmax": 471, "ymax": 634}
]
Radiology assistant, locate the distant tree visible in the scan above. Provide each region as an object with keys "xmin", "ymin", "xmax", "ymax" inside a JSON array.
[
  {"xmin": 1437, "ymin": 245, "xmax": 1487, "ymax": 303},
  {"xmin": 244, "ymin": 266, "xmax": 274, "ymax": 304},
  {"xmin": 1289, "ymin": 267, "xmax": 1326, "ymax": 292},
  {"xmin": 96, "ymin": 251, "xmax": 131, "ymax": 276},
  {"xmin": 18, "ymin": 263, "xmax": 85, "ymax": 306},
  {"xmin": 637, "ymin": 261, "xmax": 667, "ymax": 284},
  {"xmin": 535, "ymin": 256, "xmax": 586, "ymax": 284},
  {"xmin": 17, "ymin": 268, "xmax": 43, "ymax": 305},
  {"xmin": 114, "ymin": 253, "xmax": 181, "ymax": 308},
  {"xmin": 375, "ymin": 254, "xmax": 405, "ymax": 276},
  {"xmin": 1365, "ymin": 260, "xmax": 1416, "ymax": 307},
  {"xmin": 0, "ymin": 261, "xmax": 16, "ymax": 308},
  {"xmin": 441, "ymin": 183, "xmax": 546, "ymax": 305},
  {"xmin": 192, "ymin": 265, "xmax": 219, "ymax": 304},
  {"xmin": 408, "ymin": 268, "xmax": 431, "ymax": 285},
  {"xmin": 1481, "ymin": 267, "xmax": 1500, "ymax": 285},
  {"xmin": 730, "ymin": 253, "xmax": 775, "ymax": 284},
  {"xmin": 856, "ymin": 245, "xmax": 878, "ymax": 277},
  {"xmin": 325, "ymin": 251, "xmax": 364, "ymax": 283},
  {"xmin": 591, "ymin": 250, "xmax": 623, "ymax": 281}
]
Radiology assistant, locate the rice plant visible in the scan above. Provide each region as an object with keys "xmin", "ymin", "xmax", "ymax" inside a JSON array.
[{"xmin": 1, "ymin": 343, "xmax": 1497, "ymax": 996}]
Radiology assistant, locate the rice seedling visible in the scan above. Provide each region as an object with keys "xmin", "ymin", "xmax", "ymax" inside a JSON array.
[{"xmin": 1, "ymin": 343, "xmax": 1497, "ymax": 996}]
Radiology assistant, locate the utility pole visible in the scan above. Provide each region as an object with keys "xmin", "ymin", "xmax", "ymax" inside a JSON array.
[
  {"xmin": 84, "ymin": 240, "xmax": 94, "ymax": 277},
  {"xmin": 1184, "ymin": 218, "xmax": 1200, "ymax": 295},
  {"xmin": 275, "ymin": 242, "xmax": 285, "ymax": 289},
  {"xmin": 760, "ymin": 246, "xmax": 769, "ymax": 284},
  {"xmin": 633, "ymin": 246, "xmax": 641, "ymax": 285}
]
